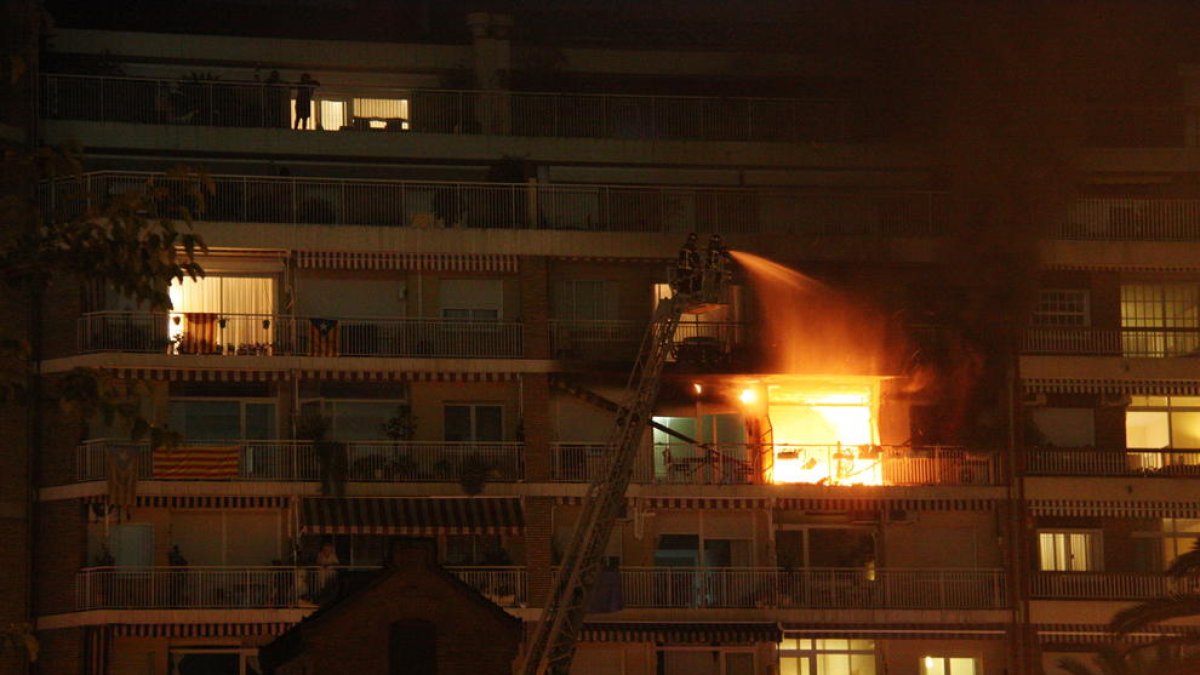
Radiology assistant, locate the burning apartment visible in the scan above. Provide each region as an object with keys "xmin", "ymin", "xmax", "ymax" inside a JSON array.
[{"xmin": 6, "ymin": 2, "xmax": 1200, "ymax": 675}]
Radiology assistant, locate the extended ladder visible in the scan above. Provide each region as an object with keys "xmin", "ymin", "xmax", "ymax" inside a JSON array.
[{"xmin": 522, "ymin": 274, "xmax": 725, "ymax": 675}]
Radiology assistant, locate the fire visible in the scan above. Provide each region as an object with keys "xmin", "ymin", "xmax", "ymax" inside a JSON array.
[{"xmin": 740, "ymin": 377, "xmax": 884, "ymax": 485}]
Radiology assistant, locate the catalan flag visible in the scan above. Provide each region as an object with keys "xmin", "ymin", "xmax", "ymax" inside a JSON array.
[
  {"xmin": 152, "ymin": 446, "xmax": 239, "ymax": 479},
  {"xmin": 309, "ymin": 318, "xmax": 339, "ymax": 356}
]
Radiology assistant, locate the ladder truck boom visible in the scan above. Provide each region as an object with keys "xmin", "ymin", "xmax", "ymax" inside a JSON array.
[{"xmin": 521, "ymin": 258, "xmax": 727, "ymax": 675}]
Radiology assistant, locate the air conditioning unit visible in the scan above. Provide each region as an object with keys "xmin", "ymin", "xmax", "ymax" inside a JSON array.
[{"xmin": 1022, "ymin": 392, "xmax": 1047, "ymax": 407}]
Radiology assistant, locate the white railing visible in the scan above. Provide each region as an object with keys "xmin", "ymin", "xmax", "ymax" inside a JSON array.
[
  {"xmin": 40, "ymin": 73, "xmax": 865, "ymax": 142},
  {"xmin": 445, "ymin": 566, "xmax": 527, "ymax": 607},
  {"xmin": 549, "ymin": 320, "xmax": 644, "ymax": 360},
  {"xmin": 1031, "ymin": 572, "xmax": 1200, "ymax": 600},
  {"xmin": 1060, "ymin": 197, "xmax": 1200, "ymax": 240},
  {"xmin": 77, "ymin": 311, "xmax": 523, "ymax": 358},
  {"xmin": 617, "ymin": 567, "xmax": 1006, "ymax": 609},
  {"xmin": 550, "ymin": 443, "xmax": 999, "ymax": 486},
  {"xmin": 1026, "ymin": 448, "xmax": 1200, "ymax": 477},
  {"xmin": 42, "ymin": 171, "xmax": 947, "ymax": 236},
  {"xmin": 75, "ymin": 565, "xmax": 526, "ymax": 609},
  {"xmin": 1022, "ymin": 327, "xmax": 1200, "ymax": 357},
  {"xmin": 76, "ymin": 439, "xmax": 524, "ymax": 482}
]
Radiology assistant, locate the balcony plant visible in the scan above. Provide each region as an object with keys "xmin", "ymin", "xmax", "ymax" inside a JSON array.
[{"xmin": 297, "ymin": 411, "xmax": 346, "ymax": 496}]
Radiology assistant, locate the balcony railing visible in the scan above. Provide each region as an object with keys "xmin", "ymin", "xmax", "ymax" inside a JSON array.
[
  {"xmin": 43, "ymin": 171, "xmax": 947, "ymax": 236},
  {"xmin": 75, "ymin": 565, "xmax": 526, "ymax": 610},
  {"xmin": 77, "ymin": 439, "xmax": 524, "ymax": 482},
  {"xmin": 551, "ymin": 443, "xmax": 999, "ymax": 486},
  {"xmin": 1031, "ymin": 572, "xmax": 1200, "ymax": 600},
  {"xmin": 1022, "ymin": 327, "xmax": 1200, "ymax": 358},
  {"xmin": 41, "ymin": 73, "xmax": 866, "ymax": 143},
  {"xmin": 1026, "ymin": 448, "xmax": 1200, "ymax": 477},
  {"xmin": 617, "ymin": 567, "xmax": 1006, "ymax": 609},
  {"xmin": 77, "ymin": 311, "xmax": 522, "ymax": 358}
]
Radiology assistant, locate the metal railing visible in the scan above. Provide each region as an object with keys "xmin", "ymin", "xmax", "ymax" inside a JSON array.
[
  {"xmin": 1031, "ymin": 572, "xmax": 1200, "ymax": 600},
  {"xmin": 77, "ymin": 311, "xmax": 522, "ymax": 358},
  {"xmin": 75, "ymin": 565, "xmax": 526, "ymax": 609},
  {"xmin": 617, "ymin": 567, "xmax": 1006, "ymax": 609},
  {"xmin": 1025, "ymin": 448, "xmax": 1200, "ymax": 477},
  {"xmin": 40, "ymin": 73, "xmax": 866, "ymax": 143},
  {"xmin": 1022, "ymin": 327, "xmax": 1200, "ymax": 357},
  {"xmin": 77, "ymin": 439, "xmax": 524, "ymax": 482},
  {"xmin": 42, "ymin": 170, "xmax": 947, "ymax": 236},
  {"xmin": 550, "ymin": 443, "xmax": 999, "ymax": 486}
]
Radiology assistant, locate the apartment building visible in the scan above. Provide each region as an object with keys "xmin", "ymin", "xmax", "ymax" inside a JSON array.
[{"xmin": 10, "ymin": 2, "xmax": 1200, "ymax": 674}]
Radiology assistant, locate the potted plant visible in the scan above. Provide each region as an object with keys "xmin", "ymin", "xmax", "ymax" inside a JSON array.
[{"xmin": 296, "ymin": 411, "xmax": 345, "ymax": 496}]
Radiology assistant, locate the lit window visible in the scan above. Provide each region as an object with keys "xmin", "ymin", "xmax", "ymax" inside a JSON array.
[
  {"xmin": 1121, "ymin": 283, "xmax": 1200, "ymax": 357},
  {"xmin": 1126, "ymin": 395, "xmax": 1200, "ymax": 470},
  {"xmin": 920, "ymin": 656, "xmax": 979, "ymax": 675},
  {"xmin": 779, "ymin": 637, "xmax": 876, "ymax": 675},
  {"xmin": 353, "ymin": 97, "xmax": 409, "ymax": 130},
  {"xmin": 1038, "ymin": 530, "xmax": 1102, "ymax": 572},
  {"xmin": 168, "ymin": 276, "xmax": 276, "ymax": 353},
  {"xmin": 1033, "ymin": 289, "xmax": 1090, "ymax": 327}
]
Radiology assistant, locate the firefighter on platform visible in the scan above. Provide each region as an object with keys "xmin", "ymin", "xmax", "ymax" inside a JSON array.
[
  {"xmin": 673, "ymin": 232, "xmax": 701, "ymax": 294},
  {"xmin": 705, "ymin": 234, "xmax": 733, "ymax": 291}
]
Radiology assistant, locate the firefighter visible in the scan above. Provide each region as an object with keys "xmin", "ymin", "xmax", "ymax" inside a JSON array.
[
  {"xmin": 704, "ymin": 234, "xmax": 732, "ymax": 291},
  {"xmin": 673, "ymin": 232, "xmax": 701, "ymax": 294}
]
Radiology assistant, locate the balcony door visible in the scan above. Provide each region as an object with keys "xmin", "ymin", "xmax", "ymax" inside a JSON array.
[{"xmin": 169, "ymin": 275, "xmax": 276, "ymax": 354}]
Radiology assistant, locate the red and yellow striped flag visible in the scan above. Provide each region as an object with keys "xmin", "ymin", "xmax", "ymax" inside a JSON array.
[{"xmin": 152, "ymin": 446, "xmax": 239, "ymax": 479}]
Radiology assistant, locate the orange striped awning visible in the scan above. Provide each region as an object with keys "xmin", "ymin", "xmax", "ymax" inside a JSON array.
[
  {"xmin": 300, "ymin": 498, "xmax": 524, "ymax": 535},
  {"xmin": 579, "ymin": 622, "xmax": 782, "ymax": 644},
  {"xmin": 294, "ymin": 251, "xmax": 519, "ymax": 272}
]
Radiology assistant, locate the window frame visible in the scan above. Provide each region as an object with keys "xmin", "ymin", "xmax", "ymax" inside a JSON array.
[
  {"xmin": 920, "ymin": 655, "xmax": 981, "ymax": 675},
  {"xmin": 778, "ymin": 637, "xmax": 877, "ymax": 675},
  {"xmin": 1032, "ymin": 288, "xmax": 1090, "ymax": 327},
  {"xmin": 655, "ymin": 646, "xmax": 757, "ymax": 675},
  {"xmin": 443, "ymin": 403, "xmax": 504, "ymax": 443},
  {"xmin": 1037, "ymin": 529, "xmax": 1104, "ymax": 572},
  {"xmin": 168, "ymin": 647, "xmax": 261, "ymax": 675},
  {"xmin": 168, "ymin": 397, "xmax": 277, "ymax": 441}
]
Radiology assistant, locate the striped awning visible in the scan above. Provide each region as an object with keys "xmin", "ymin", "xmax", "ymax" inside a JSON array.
[
  {"xmin": 105, "ymin": 367, "xmax": 522, "ymax": 383},
  {"xmin": 294, "ymin": 251, "xmax": 519, "ymax": 273},
  {"xmin": 113, "ymin": 623, "xmax": 294, "ymax": 638},
  {"xmin": 1029, "ymin": 499, "xmax": 1200, "ymax": 519},
  {"xmin": 1037, "ymin": 623, "xmax": 1200, "ymax": 645},
  {"xmin": 779, "ymin": 623, "xmax": 1009, "ymax": 640},
  {"xmin": 579, "ymin": 622, "xmax": 782, "ymax": 645},
  {"xmin": 1024, "ymin": 378, "xmax": 1200, "ymax": 396},
  {"xmin": 86, "ymin": 495, "xmax": 289, "ymax": 510},
  {"xmin": 773, "ymin": 497, "xmax": 997, "ymax": 512},
  {"xmin": 301, "ymin": 498, "xmax": 524, "ymax": 535}
]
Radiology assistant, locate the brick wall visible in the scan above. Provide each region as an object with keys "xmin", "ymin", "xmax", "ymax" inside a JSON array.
[
  {"xmin": 521, "ymin": 373, "xmax": 551, "ymax": 481},
  {"xmin": 33, "ymin": 500, "xmax": 86, "ymax": 616},
  {"xmin": 519, "ymin": 256, "xmax": 549, "ymax": 359},
  {"xmin": 284, "ymin": 558, "xmax": 520, "ymax": 675},
  {"xmin": 525, "ymin": 496, "xmax": 554, "ymax": 606}
]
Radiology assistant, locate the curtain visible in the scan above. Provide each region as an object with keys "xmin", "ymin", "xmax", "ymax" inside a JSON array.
[{"xmin": 170, "ymin": 276, "xmax": 277, "ymax": 352}]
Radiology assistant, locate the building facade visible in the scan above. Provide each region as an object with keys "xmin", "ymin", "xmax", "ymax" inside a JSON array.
[{"xmin": 11, "ymin": 3, "xmax": 1200, "ymax": 674}]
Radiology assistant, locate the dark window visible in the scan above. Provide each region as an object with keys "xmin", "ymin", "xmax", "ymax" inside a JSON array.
[{"xmin": 390, "ymin": 620, "xmax": 436, "ymax": 675}]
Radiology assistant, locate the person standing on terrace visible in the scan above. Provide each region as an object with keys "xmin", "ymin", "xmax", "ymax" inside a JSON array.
[{"xmin": 293, "ymin": 73, "xmax": 320, "ymax": 130}]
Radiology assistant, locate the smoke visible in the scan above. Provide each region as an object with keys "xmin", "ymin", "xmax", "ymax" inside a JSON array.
[{"xmin": 731, "ymin": 250, "xmax": 908, "ymax": 378}]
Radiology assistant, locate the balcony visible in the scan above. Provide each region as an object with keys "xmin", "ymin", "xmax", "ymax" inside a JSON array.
[
  {"xmin": 551, "ymin": 443, "xmax": 1000, "ymax": 486},
  {"xmin": 41, "ymin": 73, "xmax": 866, "ymax": 143},
  {"xmin": 1023, "ymin": 327, "xmax": 1200, "ymax": 357},
  {"xmin": 1031, "ymin": 572, "xmax": 1200, "ymax": 600},
  {"xmin": 1026, "ymin": 448, "xmax": 1200, "ymax": 477},
  {"xmin": 617, "ymin": 567, "xmax": 1006, "ymax": 610},
  {"xmin": 75, "ymin": 565, "xmax": 527, "ymax": 610},
  {"xmin": 45, "ymin": 171, "xmax": 947, "ymax": 237},
  {"xmin": 77, "ymin": 439, "xmax": 525, "ymax": 483},
  {"xmin": 77, "ymin": 311, "xmax": 523, "ymax": 358},
  {"xmin": 549, "ymin": 320, "xmax": 748, "ymax": 362}
]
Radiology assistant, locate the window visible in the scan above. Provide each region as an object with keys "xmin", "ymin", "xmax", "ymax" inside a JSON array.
[
  {"xmin": 169, "ymin": 399, "xmax": 276, "ymax": 440},
  {"xmin": 444, "ymin": 404, "xmax": 503, "ymax": 442},
  {"xmin": 1134, "ymin": 518, "xmax": 1200, "ymax": 571},
  {"xmin": 109, "ymin": 523, "xmax": 154, "ymax": 567},
  {"xmin": 1038, "ymin": 530, "xmax": 1102, "ymax": 571},
  {"xmin": 779, "ymin": 638, "xmax": 876, "ymax": 675},
  {"xmin": 439, "ymin": 279, "xmax": 503, "ymax": 321},
  {"xmin": 444, "ymin": 534, "xmax": 505, "ymax": 565},
  {"xmin": 1029, "ymin": 408, "xmax": 1095, "ymax": 447},
  {"xmin": 354, "ymin": 97, "xmax": 410, "ymax": 130},
  {"xmin": 169, "ymin": 648, "xmax": 261, "ymax": 675},
  {"xmin": 302, "ymin": 400, "xmax": 408, "ymax": 441},
  {"xmin": 169, "ymin": 276, "xmax": 276, "ymax": 353},
  {"xmin": 1033, "ymin": 289, "xmax": 1090, "ymax": 327},
  {"xmin": 1121, "ymin": 283, "xmax": 1200, "ymax": 357},
  {"xmin": 657, "ymin": 649, "xmax": 755, "ymax": 675},
  {"xmin": 554, "ymin": 280, "xmax": 618, "ymax": 320},
  {"xmin": 1126, "ymin": 395, "xmax": 1200, "ymax": 470},
  {"xmin": 921, "ymin": 656, "xmax": 979, "ymax": 675}
]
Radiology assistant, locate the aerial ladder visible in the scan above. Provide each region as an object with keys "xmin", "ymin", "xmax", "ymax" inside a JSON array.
[{"xmin": 521, "ymin": 255, "xmax": 729, "ymax": 675}]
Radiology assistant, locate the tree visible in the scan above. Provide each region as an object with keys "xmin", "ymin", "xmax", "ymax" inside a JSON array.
[{"xmin": 0, "ymin": 144, "xmax": 209, "ymax": 438}]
